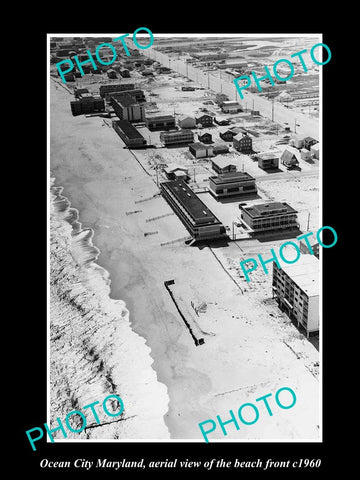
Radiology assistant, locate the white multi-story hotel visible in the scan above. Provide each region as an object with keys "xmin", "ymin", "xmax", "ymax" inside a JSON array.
[{"xmin": 272, "ymin": 254, "xmax": 319, "ymax": 338}]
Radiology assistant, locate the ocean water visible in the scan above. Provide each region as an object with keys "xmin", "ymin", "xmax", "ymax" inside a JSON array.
[{"xmin": 49, "ymin": 177, "xmax": 170, "ymax": 440}]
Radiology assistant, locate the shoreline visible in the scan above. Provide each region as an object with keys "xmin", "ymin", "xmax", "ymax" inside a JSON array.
[{"xmin": 50, "ymin": 178, "xmax": 170, "ymax": 440}]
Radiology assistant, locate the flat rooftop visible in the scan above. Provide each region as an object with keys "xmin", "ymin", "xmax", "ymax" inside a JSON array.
[
  {"xmin": 161, "ymin": 180, "xmax": 221, "ymax": 225},
  {"xmin": 277, "ymin": 254, "xmax": 320, "ymax": 297},
  {"xmin": 111, "ymin": 93, "xmax": 138, "ymax": 107},
  {"xmin": 146, "ymin": 115, "xmax": 175, "ymax": 122},
  {"xmin": 113, "ymin": 120, "xmax": 145, "ymax": 140},
  {"xmin": 242, "ymin": 202, "xmax": 297, "ymax": 218},
  {"xmin": 209, "ymin": 171, "xmax": 255, "ymax": 185}
]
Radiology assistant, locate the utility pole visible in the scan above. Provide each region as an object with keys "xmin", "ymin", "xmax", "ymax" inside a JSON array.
[
  {"xmin": 307, "ymin": 211, "xmax": 310, "ymax": 231},
  {"xmin": 271, "ymin": 97, "xmax": 274, "ymax": 122},
  {"xmin": 193, "ymin": 168, "xmax": 196, "ymax": 183},
  {"xmin": 294, "ymin": 118, "xmax": 297, "ymax": 134}
]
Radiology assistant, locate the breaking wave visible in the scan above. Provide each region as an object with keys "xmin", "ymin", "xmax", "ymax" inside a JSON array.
[{"xmin": 49, "ymin": 177, "xmax": 170, "ymax": 440}]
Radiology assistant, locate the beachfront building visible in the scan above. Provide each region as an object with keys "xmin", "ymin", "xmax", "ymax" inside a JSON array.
[
  {"xmin": 256, "ymin": 152, "xmax": 279, "ymax": 170},
  {"xmin": 211, "ymin": 158, "xmax": 237, "ymax": 174},
  {"xmin": 70, "ymin": 96, "xmax": 105, "ymax": 116},
  {"xmin": 112, "ymin": 119, "xmax": 147, "ymax": 148},
  {"xmin": 272, "ymin": 255, "xmax": 319, "ymax": 338},
  {"xmin": 160, "ymin": 129, "xmax": 194, "ymax": 146},
  {"xmin": 110, "ymin": 94, "xmax": 146, "ymax": 123},
  {"xmin": 146, "ymin": 115, "xmax": 176, "ymax": 131},
  {"xmin": 160, "ymin": 180, "xmax": 227, "ymax": 241},
  {"xmin": 233, "ymin": 133, "xmax": 253, "ymax": 153},
  {"xmin": 189, "ymin": 142, "xmax": 214, "ymax": 159},
  {"xmin": 99, "ymin": 83, "xmax": 135, "ymax": 99},
  {"xmin": 239, "ymin": 202, "xmax": 299, "ymax": 234},
  {"xmin": 209, "ymin": 171, "xmax": 257, "ymax": 200}
]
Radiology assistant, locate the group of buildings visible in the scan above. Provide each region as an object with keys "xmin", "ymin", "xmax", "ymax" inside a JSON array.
[{"xmin": 65, "ymin": 71, "xmax": 320, "ymax": 339}]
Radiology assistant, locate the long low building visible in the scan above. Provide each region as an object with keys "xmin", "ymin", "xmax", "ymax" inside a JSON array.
[
  {"xmin": 112, "ymin": 119, "xmax": 147, "ymax": 148},
  {"xmin": 160, "ymin": 129, "xmax": 194, "ymax": 146},
  {"xmin": 209, "ymin": 171, "xmax": 257, "ymax": 199},
  {"xmin": 146, "ymin": 115, "xmax": 176, "ymax": 131},
  {"xmin": 272, "ymin": 255, "xmax": 319, "ymax": 338},
  {"xmin": 160, "ymin": 180, "xmax": 227, "ymax": 241},
  {"xmin": 99, "ymin": 83, "xmax": 135, "ymax": 98}
]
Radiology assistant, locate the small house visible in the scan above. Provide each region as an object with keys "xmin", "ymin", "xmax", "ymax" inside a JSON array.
[
  {"xmin": 233, "ymin": 132, "xmax": 253, "ymax": 153},
  {"xmin": 257, "ymin": 152, "xmax": 279, "ymax": 170},
  {"xmin": 219, "ymin": 130, "xmax": 235, "ymax": 142},
  {"xmin": 300, "ymin": 148, "xmax": 311, "ymax": 161},
  {"xmin": 197, "ymin": 132, "xmax": 212, "ymax": 144},
  {"xmin": 178, "ymin": 115, "xmax": 196, "ymax": 129},
  {"xmin": 303, "ymin": 136, "xmax": 318, "ymax": 150},
  {"xmin": 189, "ymin": 142, "xmax": 214, "ymax": 159},
  {"xmin": 311, "ymin": 143, "xmax": 320, "ymax": 159},
  {"xmin": 213, "ymin": 144, "xmax": 230, "ymax": 155},
  {"xmin": 281, "ymin": 148, "xmax": 299, "ymax": 168},
  {"xmin": 211, "ymin": 158, "xmax": 237, "ymax": 174},
  {"xmin": 195, "ymin": 114, "xmax": 213, "ymax": 127}
]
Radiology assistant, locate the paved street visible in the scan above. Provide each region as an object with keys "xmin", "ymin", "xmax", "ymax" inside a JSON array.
[{"xmin": 141, "ymin": 47, "xmax": 320, "ymax": 141}]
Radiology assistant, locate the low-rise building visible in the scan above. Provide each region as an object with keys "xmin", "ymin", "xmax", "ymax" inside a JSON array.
[
  {"xmin": 310, "ymin": 143, "xmax": 320, "ymax": 159},
  {"xmin": 299, "ymin": 237, "xmax": 320, "ymax": 259},
  {"xmin": 189, "ymin": 142, "xmax": 214, "ymax": 158},
  {"xmin": 146, "ymin": 115, "xmax": 176, "ymax": 131},
  {"xmin": 197, "ymin": 132, "xmax": 212, "ymax": 143},
  {"xmin": 99, "ymin": 83, "xmax": 135, "ymax": 99},
  {"xmin": 272, "ymin": 255, "xmax": 319, "ymax": 338},
  {"xmin": 209, "ymin": 171, "xmax": 257, "ymax": 199},
  {"xmin": 178, "ymin": 115, "xmax": 196, "ymax": 129},
  {"xmin": 239, "ymin": 202, "xmax": 299, "ymax": 234},
  {"xmin": 257, "ymin": 152, "xmax": 279, "ymax": 170},
  {"xmin": 290, "ymin": 134, "xmax": 304, "ymax": 149},
  {"xmin": 233, "ymin": 132, "xmax": 253, "ymax": 153},
  {"xmin": 195, "ymin": 114, "xmax": 213, "ymax": 127},
  {"xmin": 160, "ymin": 180, "xmax": 227, "ymax": 241},
  {"xmin": 300, "ymin": 148, "xmax": 312, "ymax": 161},
  {"xmin": 211, "ymin": 158, "xmax": 237, "ymax": 174},
  {"xmin": 281, "ymin": 148, "xmax": 299, "ymax": 168},
  {"xmin": 221, "ymin": 100, "xmax": 243, "ymax": 113},
  {"xmin": 163, "ymin": 165, "xmax": 189, "ymax": 181},
  {"xmin": 160, "ymin": 129, "xmax": 194, "ymax": 146},
  {"xmin": 107, "ymin": 69, "xmax": 117, "ymax": 79},
  {"xmin": 219, "ymin": 130, "xmax": 236, "ymax": 142},
  {"xmin": 303, "ymin": 136, "xmax": 318, "ymax": 150},
  {"xmin": 213, "ymin": 144, "xmax": 230, "ymax": 155},
  {"xmin": 112, "ymin": 119, "xmax": 147, "ymax": 148}
]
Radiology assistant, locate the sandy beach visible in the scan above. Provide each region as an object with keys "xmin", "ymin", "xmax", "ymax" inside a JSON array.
[{"xmin": 50, "ymin": 72, "xmax": 320, "ymax": 441}]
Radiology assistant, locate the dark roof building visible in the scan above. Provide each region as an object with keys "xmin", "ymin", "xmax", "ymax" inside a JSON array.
[
  {"xmin": 209, "ymin": 172, "xmax": 257, "ymax": 199},
  {"xmin": 195, "ymin": 114, "xmax": 213, "ymax": 127},
  {"xmin": 197, "ymin": 132, "xmax": 212, "ymax": 143},
  {"xmin": 112, "ymin": 119, "xmax": 147, "ymax": 148},
  {"xmin": 160, "ymin": 180, "xmax": 226, "ymax": 241}
]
